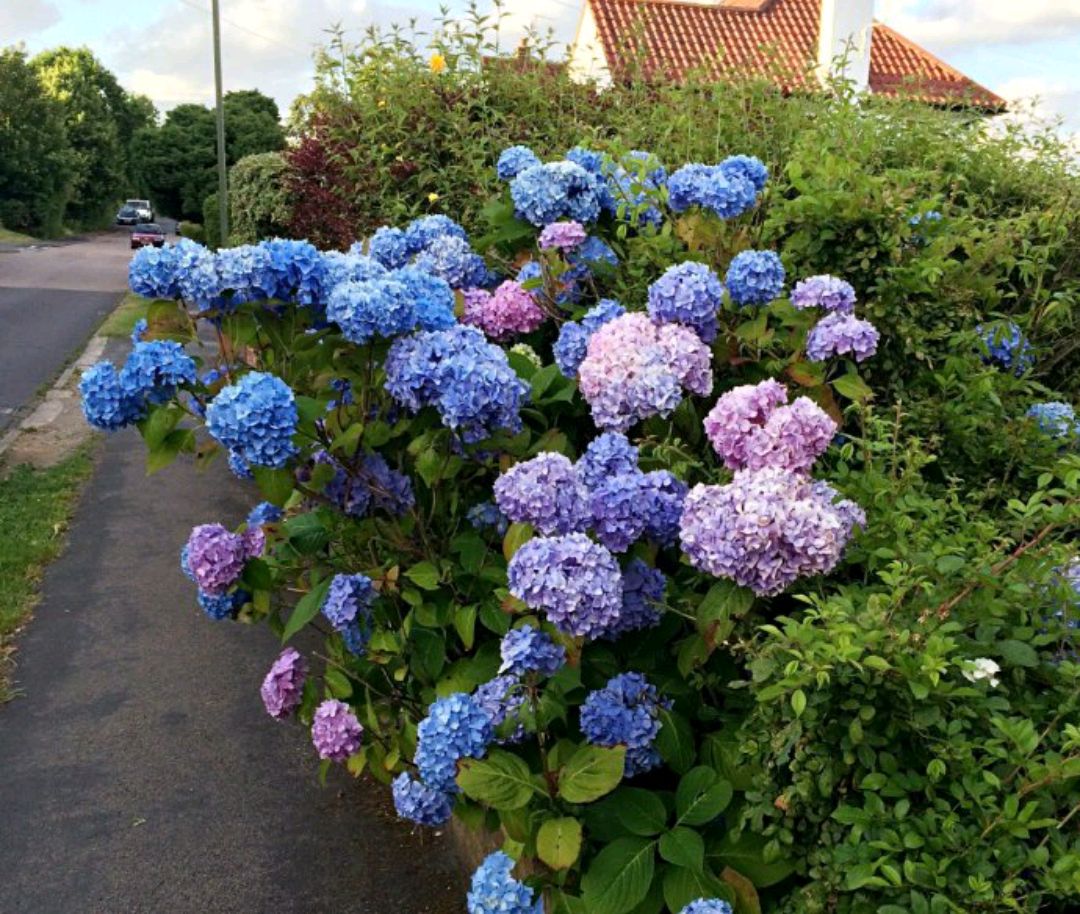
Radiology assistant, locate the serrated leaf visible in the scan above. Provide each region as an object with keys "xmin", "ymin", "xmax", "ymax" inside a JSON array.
[
  {"xmin": 559, "ymin": 745, "xmax": 626, "ymax": 804},
  {"xmin": 456, "ymin": 749, "xmax": 536, "ymax": 810},
  {"xmin": 707, "ymin": 831, "xmax": 795, "ymax": 888},
  {"xmin": 581, "ymin": 837, "xmax": 656, "ymax": 914},
  {"xmin": 832, "ymin": 370, "xmax": 874, "ymax": 401},
  {"xmin": 537, "ymin": 817, "xmax": 583, "ymax": 870},
  {"xmin": 659, "ymin": 827, "xmax": 705, "ymax": 871}
]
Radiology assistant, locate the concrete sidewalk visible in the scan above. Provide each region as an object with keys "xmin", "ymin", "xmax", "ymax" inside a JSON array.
[{"xmin": 0, "ymin": 419, "xmax": 464, "ymax": 912}]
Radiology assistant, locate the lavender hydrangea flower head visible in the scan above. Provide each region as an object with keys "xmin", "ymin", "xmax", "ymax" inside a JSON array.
[
  {"xmin": 413, "ymin": 235, "xmax": 488, "ymax": 289},
  {"xmin": 507, "ymin": 534, "xmax": 623, "ymax": 640},
  {"xmin": 197, "ymin": 588, "xmax": 248, "ymax": 620},
  {"xmin": 580, "ymin": 672, "xmax": 669, "ymax": 776},
  {"xmin": 496, "ymin": 145, "xmax": 542, "ymax": 181},
  {"xmin": 647, "ymin": 261, "xmax": 726, "ymax": 342},
  {"xmin": 790, "ymin": 275, "xmax": 856, "ymax": 313},
  {"xmin": 392, "ymin": 773, "xmax": 453, "ymax": 827},
  {"xmin": 321, "ymin": 572, "xmax": 376, "ymax": 635},
  {"xmin": 185, "ymin": 523, "xmax": 254, "ymax": 594},
  {"xmin": 403, "ymin": 214, "xmax": 467, "ymax": 255},
  {"xmin": 577, "ymin": 432, "xmax": 640, "ymax": 489},
  {"xmin": 311, "ymin": 699, "xmax": 363, "ymax": 763},
  {"xmin": 978, "ymin": 322, "xmax": 1034, "ymax": 375},
  {"xmin": 726, "ymin": 249, "xmax": 786, "ymax": 306},
  {"xmin": 463, "ymin": 280, "xmax": 546, "ymax": 340},
  {"xmin": 679, "ymin": 468, "xmax": 861, "ymax": 595},
  {"xmin": 120, "ymin": 340, "xmax": 196, "ymax": 403},
  {"xmin": 606, "ymin": 559, "xmax": 666, "ymax": 638},
  {"xmin": 680, "ymin": 901, "xmax": 734, "ymax": 914},
  {"xmin": 473, "ymin": 674, "xmax": 526, "ymax": 742},
  {"xmin": 414, "ymin": 692, "xmax": 494, "ymax": 792},
  {"xmin": 206, "ymin": 371, "xmax": 298, "ymax": 468},
  {"xmin": 510, "ymin": 161, "xmax": 602, "ymax": 227},
  {"xmin": 553, "ymin": 299, "xmax": 626, "ymax": 378},
  {"xmin": 327, "ymin": 277, "xmax": 415, "ymax": 344},
  {"xmin": 79, "ymin": 361, "xmax": 145, "ymax": 430},
  {"xmin": 538, "ymin": 221, "xmax": 587, "ymax": 251},
  {"xmin": 1027, "ymin": 402, "xmax": 1079, "ymax": 440},
  {"xmin": 589, "ymin": 472, "xmax": 650, "ymax": 553},
  {"xmin": 641, "ymin": 470, "xmax": 688, "ymax": 545},
  {"xmin": 366, "ymin": 226, "xmax": 411, "ymax": 269},
  {"xmin": 467, "ymin": 852, "xmax": 542, "ymax": 914},
  {"xmin": 806, "ymin": 313, "xmax": 880, "ymax": 363},
  {"xmin": 579, "ymin": 313, "xmax": 713, "ymax": 431},
  {"xmin": 494, "ymin": 453, "xmax": 590, "ymax": 535},
  {"xmin": 498, "ymin": 625, "xmax": 566, "ymax": 676},
  {"xmin": 391, "ymin": 266, "xmax": 457, "ymax": 331},
  {"xmin": 260, "ymin": 647, "xmax": 307, "ymax": 719}
]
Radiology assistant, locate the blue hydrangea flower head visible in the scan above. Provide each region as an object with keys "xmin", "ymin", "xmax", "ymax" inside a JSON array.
[
  {"xmin": 130, "ymin": 318, "xmax": 148, "ymax": 344},
  {"xmin": 666, "ymin": 163, "xmax": 756, "ymax": 218},
  {"xmin": 391, "ymin": 266, "xmax": 457, "ymax": 330},
  {"xmin": 472, "ymin": 674, "xmax": 526, "ymax": 742},
  {"xmin": 259, "ymin": 238, "xmax": 326, "ymax": 304},
  {"xmin": 582, "ymin": 298, "xmax": 625, "ymax": 332},
  {"xmin": 197, "ymin": 588, "xmax": 249, "ymax": 621},
  {"xmin": 367, "ymin": 226, "xmax": 411, "ymax": 269},
  {"xmin": 494, "ymin": 453, "xmax": 591, "ymax": 535},
  {"xmin": 413, "ymin": 235, "xmax": 488, "ymax": 289},
  {"xmin": 392, "ymin": 773, "xmax": 453, "ymax": 827},
  {"xmin": 642, "ymin": 469, "xmax": 688, "ymax": 545},
  {"xmin": 589, "ymin": 472, "xmax": 650, "ymax": 553},
  {"xmin": 565, "ymin": 146, "xmax": 604, "ymax": 173},
  {"xmin": 553, "ymin": 321, "xmax": 589, "ymax": 378},
  {"xmin": 468, "ymin": 501, "xmax": 509, "ymax": 535},
  {"xmin": 577, "ymin": 432, "xmax": 639, "ymax": 489},
  {"xmin": 79, "ymin": 361, "xmax": 146, "ymax": 430},
  {"xmin": 498, "ymin": 625, "xmax": 566, "ymax": 676},
  {"xmin": 180, "ymin": 544, "xmax": 197, "ymax": 582},
  {"xmin": 321, "ymin": 250, "xmax": 388, "ymax": 293},
  {"xmin": 414, "ymin": 692, "xmax": 494, "ymax": 792},
  {"xmin": 648, "ymin": 261, "xmax": 726, "ymax": 342},
  {"xmin": 247, "ymin": 501, "xmax": 284, "ymax": 526},
  {"xmin": 359, "ymin": 453, "xmax": 415, "ymax": 516},
  {"xmin": 978, "ymin": 321, "xmax": 1034, "ymax": 375},
  {"xmin": 227, "ymin": 449, "xmax": 253, "ymax": 480},
  {"xmin": 608, "ymin": 559, "xmax": 666, "ymax": 637},
  {"xmin": 327, "ymin": 277, "xmax": 415, "ymax": 344},
  {"xmin": 129, "ymin": 244, "xmax": 180, "ymax": 299},
  {"xmin": 467, "ymin": 852, "xmax": 542, "ymax": 914},
  {"xmin": 580, "ymin": 671, "xmax": 670, "ymax": 776},
  {"xmin": 680, "ymin": 901, "xmax": 734, "ymax": 914},
  {"xmin": 174, "ymin": 239, "xmax": 221, "ymax": 307},
  {"xmin": 120, "ymin": 340, "xmax": 197, "ymax": 404},
  {"xmin": 215, "ymin": 243, "xmax": 275, "ymax": 304},
  {"xmin": 321, "ymin": 572, "xmax": 376, "ymax": 632},
  {"xmin": 726, "ymin": 249, "xmax": 786, "ymax": 306},
  {"xmin": 719, "ymin": 154, "xmax": 768, "ymax": 192},
  {"xmin": 621, "ymin": 150, "xmax": 668, "ymax": 185},
  {"xmin": 1027, "ymin": 402, "xmax": 1078, "ymax": 440},
  {"xmin": 403, "ymin": 214, "xmax": 467, "ymax": 255},
  {"xmin": 206, "ymin": 371, "xmax": 299, "ymax": 468},
  {"xmin": 510, "ymin": 161, "xmax": 602, "ymax": 227},
  {"xmin": 497, "ymin": 145, "xmax": 542, "ymax": 181}
]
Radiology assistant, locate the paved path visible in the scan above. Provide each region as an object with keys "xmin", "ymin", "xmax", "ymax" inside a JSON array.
[
  {"xmin": 0, "ymin": 349, "xmax": 464, "ymax": 913},
  {"xmin": 0, "ymin": 229, "xmax": 132, "ymax": 431}
]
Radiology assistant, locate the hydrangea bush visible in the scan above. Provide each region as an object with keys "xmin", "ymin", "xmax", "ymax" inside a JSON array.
[{"xmin": 83, "ymin": 143, "xmax": 1080, "ymax": 913}]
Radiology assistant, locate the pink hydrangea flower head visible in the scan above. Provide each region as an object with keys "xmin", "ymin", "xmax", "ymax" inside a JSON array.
[
  {"xmin": 462, "ymin": 280, "xmax": 546, "ymax": 341},
  {"xmin": 260, "ymin": 647, "xmax": 307, "ymax": 719},
  {"xmin": 703, "ymin": 379, "xmax": 788, "ymax": 469},
  {"xmin": 538, "ymin": 221, "xmax": 587, "ymax": 251},
  {"xmin": 311, "ymin": 699, "xmax": 363, "ymax": 763}
]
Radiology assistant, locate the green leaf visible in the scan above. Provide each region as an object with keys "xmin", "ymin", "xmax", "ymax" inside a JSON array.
[
  {"xmin": 281, "ymin": 577, "xmax": 331, "ymax": 643},
  {"xmin": 676, "ymin": 767, "xmax": 733, "ymax": 826},
  {"xmin": 285, "ymin": 513, "xmax": 329, "ymax": 555},
  {"xmin": 656, "ymin": 709, "xmax": 696, "ymax": 774},
  {"xmin": 791, "ymin": 689, "xmax": 807, "ymax": 718},
  {"xmin": 614, "ymin": 788, "xmax": 669, "ymax": 836},
  {"xmin": 252, "ymin": 465, "xmax": 295, "ymax": 506},
  {"xmin": 696, "ymin": 581, "xmax": 754, "ymax": 628},
  {"xmin": 502, "ymin": 522, "xmax": 533, "ymax": 561},
  {"xmin": 456, "ymin": 749, "xmax": 536, "ymax": 810},
  {"xmin": 146, "ymin": 428, "xmax": 195, "ymax": 474},
  {"xmin": 662, "ymin": 865, "xmax": 730, "ymax": 913},
  {"xmin": 581, "ymin": 837, "xmax": 656, "ymax": 914},
  {"xmin": 537, "ymin": 817, "xmax": 583, "ymax": 870},
  {"xmin": 324, "ymin": 667, "xmax": 352, "ymax": 698},
  {"xmin": 410, "ymin": 627, "xmax": 446, "ymax": 681},
  {"xmin": 241, "ymin": 557, "xmax": 272, "ymax": 591},
  {"xmin": 404, "ymin": 561, "xmax": 441, "ymax": 591},
  {"xmin": 530, "ymin": 363, "xmax": 561, "ymax": 401},
  {"xmin": 707, "ymin": 831, "xmax": 795, "ymax": 888},
  {"xmin": 998, "ymin": 639, "xmax": 1038, "ymax": 667},
  {"xmin": 139, "ymin": 405, "xmax": 183, "ymax": 449},
  {"xmin": 559, "ymin": 745, "xmax": 626, "ymax": 804},
  {"xmin": 832, "ymin": 370, "xmax": 874, "ymax": 401},
  {"xmin": 659, "ymin": 827, "xmax": 705, "ymax": 871},
  {"xmin": 453, "ymin": 605, "xmax": 477, "ymax": 650}
]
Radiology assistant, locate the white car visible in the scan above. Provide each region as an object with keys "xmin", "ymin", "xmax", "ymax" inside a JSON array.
[{"xmin": 126, "ymin": 199, "xmax": 153, "ymax": 222}]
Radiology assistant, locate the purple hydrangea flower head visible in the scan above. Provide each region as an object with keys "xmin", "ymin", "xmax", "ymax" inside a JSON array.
[
  {"xmin": 1027, "ymin": 401, "xmax": 1079, "ymax": 440},
  {"xmin": 360, "ymin": 453, "xmax": 415, "ymax": 516},
  {"xmin": 538, "ymin": 220, "xmax": 587, "ymax": 251},
  {"xmin": 206, "ymin": 371, "xmax": 298, "ymax": 468},
  {"xmin": 720, "ymin": 155, "xmax": 768, "ymax": 192},
  {"xmin": 129, "ymin": 244, "xmax": 180, "ymax": 299},
  {"xmin": 580, "ymin": 672, "xmax": 669, "ymax": 776},
  {"xmin": 385, "ymin": 326, "xmax": 528, "ymax": 442},
  {"xmin": 726, "ymin": 249, "xmax": 786, "ymax": 306},
  {"xmin": 494, "ymin": 453, "xmax": 590, "ymax": 535},
  {"xmin": 197, "ymin": 588, "xmax": 248, "ymax": 620},
  {"xmin": 507, "ymin": 533, "xmax": 623, "ymax": 640},
  {"xmin": 978, "ymin": 321, "xmax": 1034, "ymax": 375},
  {"xmin": 510, "ymin": 161, "xmax": 602, "ymax": 227},
  {"xmin": 391, "ymin": 266, "xmax": 457, "ymax": 331},
  {"xmin": 589, "ymin": 472, "xmax": 650, "ymax": 553},
  {"xmin": 607, "ymin": 559, "xmax": 666, "ymax": 637},
  {"xmin": 414, "ymin": 692, "xmax": 494, "ymax": 792},
  {"xmin": 497, "ymin": 145, "xmax": 542, "ymax": 181},
  {"xmin": 414, "ymin": 235, "xmax": 488, "ymax": 289},
  {"xmin": 185, "ymin": 523, "xmax": 250, "ymax": 594},
  {"xmin": 703, "ymin": 379, "xmax": 787, "ymax": 469},
  {"xmin": 577, "ymin": 432, "xmax": 639, "ymax": 489},
  {"xmin": 790, "ymin": 275, "xmax": 856, "ymax": 314},
  {"xmin": 641, "ymin": 469, "xmax": 688, "ymax": 545},
  {"xmin": 327, "ymin": 277, "xmax": 415, "ymax": 344},
  {"xmin": 392, "ymin": 773, "xmax": 453, "ymax": 827},
  {"xmin": 680, "ymin": 901, "xmax": 734, "ymax": 914},
  {"xmin": 579, "ymin": 313, "xmax": 713, "ymax": 431},
  {"xmin": 647, "ymin": 261, "xmax": 726, "ymax": 342},
  {"xmin": 403, "ymin": 214, "xmax": 467, "ymax": 255},
  {"xmin": 498, "ymin": 625, "xmax": 566, "ymax": 676},
  {"xmin": 79, "ymin": 361, "xmax": 145, "ymax": 430},
  {"xmin": 806, "ymin": 313, "xmax": 880, "ymax": 363},
  {"xmin": 679, "ymin": 468, "xmax": 861, "ymax": 595},
  {"xmin": 467, "ymin": 851, "xmax": 542, "ymax": 914},
  {"xmin": 468, "ymin": 501, "xmax": 508, "ymax": 534},
  {"xmin": 321, "ymin": 572, "xmax": 376, "ymax": 632},
  {"xmin": 240, "ymin": 525, "xmax": 266, "ymax": 559},
  {"xmin": 810, "ymin": 480, "xmax": 868, "ymax": 539},
  {"xmin": 311, "ymin": 699, "xmax": 363, "ymax": 763},
  {"xmin": 247, "ymin": 501, "xmax": 284, "ymax": 526},
  {"xmin": 227, "ymin": 449, "xmax": 253, "ymax": 480},
  {"xmin": 261, "ymin": 646, "xmax": 307, "ymax": 719},
  {"xmin": 463, "ymin": 280, "xmax": 546, "ymax": 340},
  {"xmin": 309, "ymin": 450, "xmax": 371, "ymax": 518},
  {"xmin": 472, "ymin": 674, "xmax": 526, "ymax": 742},
  {"xmin": 366, "ymin": 226, "xmax": 411, "ymax": 269}
]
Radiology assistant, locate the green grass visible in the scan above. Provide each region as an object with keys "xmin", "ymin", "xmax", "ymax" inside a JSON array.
[
  {"xmin": 0, "ymin": 449, "xmax": 95, "ymax": 702},
  {"xmin": 0, "ymin": 225, "xmax": 38, "ymax": 244},
  {"xmin": 98, "ymin": 292, "xmax": 150, "ymax": 339}
]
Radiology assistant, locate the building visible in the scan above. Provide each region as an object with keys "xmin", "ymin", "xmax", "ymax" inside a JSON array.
[{"xmin": 568, "ymin": 0, "xmax": 1004, "ymax": 111}]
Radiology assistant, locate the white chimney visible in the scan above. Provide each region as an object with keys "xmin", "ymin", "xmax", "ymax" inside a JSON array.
[{"xmin": 817, "ymin": 0, "xmax": 875, "ymax": 93}]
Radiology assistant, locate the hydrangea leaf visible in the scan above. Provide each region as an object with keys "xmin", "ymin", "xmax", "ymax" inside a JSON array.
[
  {"xmin": 662, "ymin": 865, "xmax": 731, "ymax": 914},
  {"xmin": 659, "ymin": 826, "xmax": 705, "ymax": 872},
  {"xmin": 655, "ymin": 708, "xmax": 696, "ymax": 774},
  {"xmin": 281, "ymin": 577, "xmax": 331, "ymax": 643},
  {"xmin": 580, "ymin": 836, "xmax": 656, "ymax": 914},
  {"xmin": 456, "ymin": 749, "xmax": 536, "ymax": 810},
  {"xmin": 613, "ymin": 787, "xmax": 669, "ymax": 837},
  {"xmin": 675, "ymin": 767, "xmax": 733, "ymax": 826},
  {"xmin": 558, "ymin": 745, "xmax": 626, "ymax": 804},
  {"xmin": 537, "ymin": 817, "xmax": 583, "ymax": 870}
]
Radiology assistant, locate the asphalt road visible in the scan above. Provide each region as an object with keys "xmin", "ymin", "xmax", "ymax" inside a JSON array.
[{"xmin": 0, "ymin": 228, "xmax": 133, "ymax": 431}]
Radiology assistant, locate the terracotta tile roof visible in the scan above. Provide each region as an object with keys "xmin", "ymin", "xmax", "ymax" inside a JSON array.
[{"xmin": 586, "ymin": 0, "xmax": 1005, "ymax": 110}]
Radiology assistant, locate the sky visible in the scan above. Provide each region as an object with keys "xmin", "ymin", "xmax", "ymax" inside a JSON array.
[{"xmin": 3, "ymin": 0, "xmax": 1079, "ymax": 134}]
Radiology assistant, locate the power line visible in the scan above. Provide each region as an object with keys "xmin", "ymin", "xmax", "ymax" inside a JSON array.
[{"xmin": 173, "ymin": 0, "xmax": 309, "ymax": 56}]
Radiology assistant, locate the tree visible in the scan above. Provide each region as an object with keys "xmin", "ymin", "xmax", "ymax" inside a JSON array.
[{"xmin": 0, "ymin": 47, "xmax": 73, "ymax": 236}]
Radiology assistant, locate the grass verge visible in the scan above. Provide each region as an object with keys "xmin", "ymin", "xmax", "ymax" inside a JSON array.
[
  {"xmin": 0, "ymin": 448, "xmax": 95, "ymax": 702},
  {"xmin": 98, "ymin": 292, "xmax": 150, "ymax": 339},
  {"xmin": 0, "ymin": 225, "xmax": 38, "ymax": 245}
]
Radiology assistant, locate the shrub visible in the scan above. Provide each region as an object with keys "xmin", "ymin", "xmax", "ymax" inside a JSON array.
[
  {"xmin": 229, "ymin": 151, "xmax": 292, "ymax": 244},
  {"xmin": 178, "ymin": 221, "xmax": 205, "ymax": 243},
  {"xmin": 84, "ymin": 127, "xmax": 1080, "ymax": 913}
]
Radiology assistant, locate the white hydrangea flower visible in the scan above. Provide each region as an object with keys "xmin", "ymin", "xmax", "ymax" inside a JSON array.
[{"xmin": 962, "ymin": 657, "xmax": 1001, "ymax": 688}]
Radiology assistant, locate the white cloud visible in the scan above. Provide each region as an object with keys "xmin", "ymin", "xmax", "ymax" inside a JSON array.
[
  {"xmin": 997, "ymin": 76, "xmax": 1080, "ymax": 131},
  {"xmin": 878, "ymin": 0, "xmax": 1080, "ymax": 47},
  {"xmin": 0, "ymin": 0, "xmax": 61, "ymax": 38}
]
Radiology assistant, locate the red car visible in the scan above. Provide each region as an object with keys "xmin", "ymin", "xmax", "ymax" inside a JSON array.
[{"xmin": 130, "ymin": 223, "xmax": 166, "ymax": 250}]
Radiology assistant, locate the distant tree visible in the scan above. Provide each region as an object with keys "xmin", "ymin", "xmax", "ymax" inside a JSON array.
[
  {"xmin": 225, "ymin": 90, "xmax": 286, "ymax": 160},
  {"xmin": 0, "ymin": 47, "xmax": 73, "ymax": 236}
]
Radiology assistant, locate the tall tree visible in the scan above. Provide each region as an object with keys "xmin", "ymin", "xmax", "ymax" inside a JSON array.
[{"xmin": 0, "ymin": 47, "xmax": 73, "ymax": 236}]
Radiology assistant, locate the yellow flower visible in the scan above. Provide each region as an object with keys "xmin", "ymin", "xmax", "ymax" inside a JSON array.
[
  {"xmin": 429, "ymin": 53, "xmax": 446, "ymax": 74},
  {"xmin": 377, "ymin": 98, "xmax": 386, "ymax": 108},
  {"xmin": 427, "ymin": 192, "xmax": 440, "ymax": 203}
]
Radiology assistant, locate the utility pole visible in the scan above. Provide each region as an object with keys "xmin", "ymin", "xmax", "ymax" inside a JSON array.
[{"xmin": 211, "ymin": 0, "xmax": 229, "ymax": 244}]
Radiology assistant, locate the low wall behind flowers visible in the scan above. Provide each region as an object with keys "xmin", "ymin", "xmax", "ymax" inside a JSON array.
[{"xmin": 80, "ymin": 145, "xmax": 1080, "ymax": 913}]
